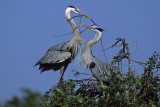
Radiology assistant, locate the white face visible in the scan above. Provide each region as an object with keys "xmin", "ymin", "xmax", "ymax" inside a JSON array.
[
  {"xmin": 91, "ymin": 28, "xmax": 102, "ymax": 33},
  {"xmin": 76, "ymin": 8, "xmax": 80, "ymax": 12},
  {"xmin": 91, "ymin": 28, "xmax": 98, "ymax": 32},
  {"xmin": 91, "ymin": 26, "xmax": 99, "ymax": 32},
  {"xmin": 68, "ymin": 7, "xmax": 79, "ymax": 13}
]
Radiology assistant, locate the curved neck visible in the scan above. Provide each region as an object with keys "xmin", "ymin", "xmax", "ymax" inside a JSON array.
[
  {"xmin": 65, "ymin": 8, "xmax": 81, "ymax": 41},
  {"xmin": 83, "ymin": 31, "xmax": 102, "ymax": 56}
]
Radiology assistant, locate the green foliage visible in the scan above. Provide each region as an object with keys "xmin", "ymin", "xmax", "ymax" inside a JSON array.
[
  {"xmin": 1, "ymin": 52, "xmax": 159, "ymax": 106},
  {"xmin": 2, "ymin": 88, "xmax": 42, "ymax": 107},
  {"xmin": 39, "ymin": 52, "xmax": 160, "ymax": 106}
]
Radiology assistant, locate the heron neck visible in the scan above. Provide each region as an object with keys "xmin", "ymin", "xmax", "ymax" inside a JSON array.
[
  {"xmin": 83, "ymin": 31, "xmax": 102, "ymax": 56},
  {"xmin": 65, "ymin": 8, "xmax": 81, "ymax": 41}
]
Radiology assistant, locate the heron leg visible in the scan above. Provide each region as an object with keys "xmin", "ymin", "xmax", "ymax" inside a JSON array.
[
  {"xmin": 58, "ymin": 63, "xmax": 69, "ymax": 88},
  {"xmin": 59, "ymin": 66, "xmax": 65, "ymax": 84}
]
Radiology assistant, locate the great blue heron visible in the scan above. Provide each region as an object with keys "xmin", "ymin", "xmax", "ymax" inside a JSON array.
[
  {"xmin": 80, "ymin": 24, "xmax": 114, "ymax": 82},
  {"xmin": 35, "ymin": 6, "xmax": 90, "ymax": 83}
]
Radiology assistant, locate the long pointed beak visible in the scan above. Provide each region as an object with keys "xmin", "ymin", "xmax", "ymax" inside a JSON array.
[
  {"xmin": 80, "ymin": 24, "xmax": 93, "ymax": 30},
  {"xmin": 77, "ymin": 11, "xmax": 90, "ymax": 19}
]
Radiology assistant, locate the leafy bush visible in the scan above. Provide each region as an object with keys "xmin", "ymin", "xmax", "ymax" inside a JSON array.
[
  {"xmin": 39, "ymin": 52, "xmax": 160, "ymax": 106},
  {"xmin": 2, "ymin": 51, "xmax": 159, "ymax": 107}
]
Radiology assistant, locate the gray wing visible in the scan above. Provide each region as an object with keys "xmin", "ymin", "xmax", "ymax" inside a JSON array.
[
  {"xmin": 47, "ymin": 41, "xmax": 71, "ymax": 52},
  {"xmin": 36, "ymin": 50, "xmax": 71, "ymax": 64},
  {"xmin": 35, "ymin": 41, "xmax": 72, "ymax": 72},
  {"xmin": 90, "ymin": 57, "xmax": 113, "ymax": 81}
]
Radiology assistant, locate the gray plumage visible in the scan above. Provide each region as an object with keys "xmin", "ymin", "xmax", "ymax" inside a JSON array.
[
  {"xmin": 89, "ymin": 58, "xmax": 113, "ymax": 81},
  {"xmin": 35, "ymin": 6, "xmax": 90, "ymax": 83},
  {"xmin": 80, "ymin": 24, "xmax": 114, "ymax": 81},
  {"xmin": 35, "ymin": 40, "xmax": 82, "ymax": 72}
]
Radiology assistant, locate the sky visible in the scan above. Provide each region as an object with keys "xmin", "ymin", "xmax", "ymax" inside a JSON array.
[{"xmin": 0, "ymin": 0, "xmax": 160, "ymax": 102}]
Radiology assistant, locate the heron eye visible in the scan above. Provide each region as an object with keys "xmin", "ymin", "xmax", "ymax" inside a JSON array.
[{"xmin": 75, "ymin": 8, "xmax": 80, "ymax": 12}]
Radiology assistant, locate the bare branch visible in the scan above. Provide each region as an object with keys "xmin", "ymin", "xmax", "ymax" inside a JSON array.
[
  {"xmin": 131, "ymin": 59, "xmax": 146, "ymax": 67},
  {"xmin": 110, "ymin": 53, "xmax": 128, "ymax": 64},
  {"xmin": 72, "ymin": 70, "xmax": 92, "ymax": 76},
  {"xmin": 104, "ymin": 38, "xmax": 132, "ymax": 75},
  {"xmin": 125, "ymin": 42, "xmax": 132, "ymax": 74},
  {"xmin": 100, "ymin": 38, "xmax": 108, "ymax": 62},
  {"xmin": 69, "ymin": 78, "xmax": 96, "ymax": 83},
  {"xmin": 100, "ymin": 38, "xmax": 122, "ymax": 52}
]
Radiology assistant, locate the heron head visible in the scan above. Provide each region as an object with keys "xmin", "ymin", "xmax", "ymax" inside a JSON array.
[
  {"xmin": 67, "ymin": 5, "xmax": 90, "ymax": 19},
  {"xmin": 80, "ymin": 24, "xmax": 104, "ymax": 32}
]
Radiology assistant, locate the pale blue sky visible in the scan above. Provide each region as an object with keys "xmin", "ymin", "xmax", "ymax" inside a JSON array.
[{"xmin": 0, "ymin": 0, "xmax": 160, "ymax": 101}]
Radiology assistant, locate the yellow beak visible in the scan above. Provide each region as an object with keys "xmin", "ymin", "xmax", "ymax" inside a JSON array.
[{"xmin": 80, "ymin": 24, "xmax": 93, "ymax": 29}]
